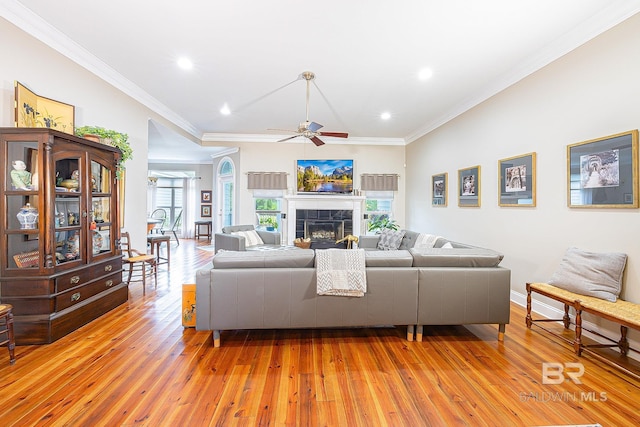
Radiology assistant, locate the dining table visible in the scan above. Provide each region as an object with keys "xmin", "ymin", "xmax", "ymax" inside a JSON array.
[{"xmin": 147, "ymin": 218, "xmax": 163, "ymax": 234}]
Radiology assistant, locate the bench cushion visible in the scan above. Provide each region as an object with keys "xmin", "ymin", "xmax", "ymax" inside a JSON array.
[
  {"xmin": 548, "ymin": 247, "xmax": 627, "ymax": 302},
  {"xmin": 530, "ymin": 282, "xmax": 640, "ymax": 329}
]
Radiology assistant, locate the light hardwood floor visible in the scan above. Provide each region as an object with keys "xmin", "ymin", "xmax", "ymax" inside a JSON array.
[{"xmin": 1, "ymin": 238, "xmax": 639, "ymax": 426}]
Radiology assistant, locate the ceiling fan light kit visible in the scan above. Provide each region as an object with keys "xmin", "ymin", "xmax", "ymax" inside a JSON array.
[{"xmin": 275, "ymin": 71, "xmax": 348, "ymax": 146}]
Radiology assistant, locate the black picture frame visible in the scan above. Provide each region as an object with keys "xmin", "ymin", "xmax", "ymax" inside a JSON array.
[
  {"xmin": 567, "ymin": 130, "xmax": 638, "ymax": 208},
  {"xmin": 432, "ymin": 172, "xmax": 447, "ymax": 207},
  {"xmin": 458, "ymin": 165, "xmax": 481, "ymax": 207},
  {"xmin": 201, "ymin": 205, "xmax": 211, "ymax": 217},
  {"xmin": 498, "ymin": 152, "xmax": 536, "ymax": 207},
  {"xmin": 201, "ymin": 190, "xmax": 212, "ymax": 203}
]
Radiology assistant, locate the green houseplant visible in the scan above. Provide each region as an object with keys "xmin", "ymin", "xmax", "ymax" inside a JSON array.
[
  {"xmin": 259, "ymin": 215, "xmax": 279, "ymax": 231},
  {"xmin": 367, "ymin": 216, "xmax": 399, "ymax": 234},
  {"xmin": 75, "ymin": 126, "xmax": 132, "ymax": 177}
]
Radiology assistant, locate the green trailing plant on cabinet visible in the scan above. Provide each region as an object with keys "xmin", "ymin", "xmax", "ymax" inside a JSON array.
[{"xmin": 75, "ymin": 126, "xmax": 132, "ymax": 177}]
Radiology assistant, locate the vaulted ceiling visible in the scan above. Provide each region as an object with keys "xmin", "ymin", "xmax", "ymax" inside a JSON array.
[{"xmin": 4, "ymin": 1, "xmax": 640, "ymax": 162}]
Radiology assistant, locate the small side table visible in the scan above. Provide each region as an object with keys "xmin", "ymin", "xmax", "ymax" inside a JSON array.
[{"xmin": 195, "ymin": 220, "xmax": 212, "ymax": 240}]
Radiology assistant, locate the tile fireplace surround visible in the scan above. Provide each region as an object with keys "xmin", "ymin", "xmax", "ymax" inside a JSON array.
[{"xmin": 284, "ymin": 194, "xmax": 365, "ymax": 246}]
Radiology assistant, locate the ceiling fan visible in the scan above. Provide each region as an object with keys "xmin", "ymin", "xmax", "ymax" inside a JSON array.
[{"xmin": 274, "ymin": 71, "xmax": 348, "ymax": 146}]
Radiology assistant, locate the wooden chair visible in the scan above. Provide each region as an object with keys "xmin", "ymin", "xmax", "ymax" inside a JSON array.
[
  {"xmin": 121, "ymin": 231, "xmax": 157, "ymax": 295},
  {"xmin": 0, "ymin": 304, "xmax": 16, "ymax": 365}
]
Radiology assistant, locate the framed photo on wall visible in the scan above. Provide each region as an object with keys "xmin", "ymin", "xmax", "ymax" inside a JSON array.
[
  {"xmin": 432, "ymin": 172, "xmax": 447, "ymax": 207},
  {"xmin": 567, "ymin": 130, "xmax": 638, "ymax": 208},
  {"xmin": 498, "ymin": 152, "xmax": 536, "ymax": 207},
  {"xmin": 458, "ymin": 165, "xmax": 481, "ymax": 207},
  {"xmin": 201, "ymin": 190, "xmax": 212, "ymax": 203},
  {"xmin": 201, "ymin": 205, "xmax": 212, "ymax": 217}
]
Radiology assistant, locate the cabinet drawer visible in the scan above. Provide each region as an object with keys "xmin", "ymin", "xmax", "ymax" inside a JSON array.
[
  {"xmin": 56, "ymin": 259, "xmax": 121, "ymax": 292},
  {"xmin": 55, "ymin": 272, "xmax": 122, "ymax": 311}
]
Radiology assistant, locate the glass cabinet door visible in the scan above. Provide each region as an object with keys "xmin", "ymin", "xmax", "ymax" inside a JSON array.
[
  {"xmin": 89, "ymin": 159, "xmax": 114, "ymax": 259},
  {"xmin": 4, "ymin": 140, "xmax": 41, "ymax": 270},
  {"xmin": 54, "ymin": 156, "xmax": 84, "ymax": 266}
]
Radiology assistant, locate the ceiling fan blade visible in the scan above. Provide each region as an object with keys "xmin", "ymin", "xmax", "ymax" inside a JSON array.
[
  {"xmin": 318, "ymin": 132, "xmax": 348, "ymax": 138},
  {"xmin": 277, "ymin": 135, "xmax": 301, "ymax": 143},
  {"xmin": 310, "ymin": 136, "xmax": 325, "ymax": 146},
  {"xmin": 308, "ymin": 121, "xmax": 323, "ymax": 132}
]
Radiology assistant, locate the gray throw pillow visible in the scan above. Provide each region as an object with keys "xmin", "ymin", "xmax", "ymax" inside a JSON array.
[
  {"xmin": 548, "ymin": 247, "xmax": 627, "ymax": 302},
  {"xmin": 376, "ymin": 229, "xmax": 406, "ymax": 251}
]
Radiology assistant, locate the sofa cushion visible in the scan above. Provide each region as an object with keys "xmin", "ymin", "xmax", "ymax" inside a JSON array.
[
  {"xmin": 231, "ymin": 229, "xmax": 264, "ymax": 247},
  {"xmin": 548, "ymin": 247, "xmax": 627, "ymax": 302},
  {"xmin": 213, "ymin": 249, "xmax": 315, "ymax": 268},
  {"xmin": 410, "ymin": 248, "xmax": 504, "ymax": 267},
  {"xmin": 365, "ymin": 250, "xmax": 413, "ymax": 267},
  {"xmin": 377, "ymin": 229, "xmax": 406, "ymax": 250}
]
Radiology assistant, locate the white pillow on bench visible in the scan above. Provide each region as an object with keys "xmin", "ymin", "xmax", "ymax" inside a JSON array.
[{"xmin": 548, "ymin": 247, "xmax": 627, "ymax": 302}]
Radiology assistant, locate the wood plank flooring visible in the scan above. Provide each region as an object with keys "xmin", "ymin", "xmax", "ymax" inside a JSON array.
[{"xmin": 1, "ymin": 238, "xmax": 639, "ymax": 426}]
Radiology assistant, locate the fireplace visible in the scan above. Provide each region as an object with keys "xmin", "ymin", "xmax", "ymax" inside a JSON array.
[
  {"xmin": 296, "ymin": 209, "xmax": 352, "ymax": 249},
  {"xmin": 284, "ymin": 194, "xmax": 364, "ymax": 247}
]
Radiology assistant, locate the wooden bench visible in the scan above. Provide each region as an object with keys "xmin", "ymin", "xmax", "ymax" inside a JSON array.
[{"xmin": 526, "ymin": 282, "xmax": 640, "ymax": 378}]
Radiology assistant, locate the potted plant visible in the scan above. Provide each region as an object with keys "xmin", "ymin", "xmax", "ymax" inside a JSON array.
[
  {"xmin": 367, "ymin": 216, "xmax": 399, "ymax": 234},
  {"xmin": 75, "ymin": 126, "xmax": 132, "ymax": 177},
  {"xmin": 259, "ymin": 215, "xmax": 279, "ymax": 231}
]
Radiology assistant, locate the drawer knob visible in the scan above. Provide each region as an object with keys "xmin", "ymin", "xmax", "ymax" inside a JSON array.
[
  {"xmin": 105, "ymin": 280, "xmax": 114, "ymax": 287},
  {"xmin": 71, "ymin": 292, "xmax": 81, "ymax": 302},
  {"xmin": 70, "ymin": 275, "xmax": 80, "ymax": 285},
  {"xmin": 105, "ymin": 265, "xmax": 113, "ymax": 272}
]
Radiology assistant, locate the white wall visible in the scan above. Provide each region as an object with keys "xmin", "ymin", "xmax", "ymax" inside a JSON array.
[
  {"xmin": 406, "ymin": 13, "xmax": 640, "ymax": 347},
  {"xmin": 0, "ymin": 18, "xmax": 193, "ymax": 248},
  {"xmin": 205, "ymin": 141, "xmax": 406, "ymax": 234}
]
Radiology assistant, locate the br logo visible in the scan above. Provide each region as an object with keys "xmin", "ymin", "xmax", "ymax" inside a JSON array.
[{"xmin": 542, "ymin": 362, "xmax": 585, "ymax": 384}]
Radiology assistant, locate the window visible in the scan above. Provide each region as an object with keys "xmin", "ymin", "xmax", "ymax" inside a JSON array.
[
  {"xmin": 218, "ymin": 158, "xmax": 235, "ymax": 228},
  {"xmin": 365, "ymin": 191, "xmax": 394, "ymax": 235},
  {"xmin": 255, "ymin": 197, "xmax": 281, "ymax": 231},
  {"xmin": 155, "ymin": 177, "xmax": 183, "ymax": 229}
]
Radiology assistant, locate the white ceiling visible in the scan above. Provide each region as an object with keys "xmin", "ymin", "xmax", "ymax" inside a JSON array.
[{"xmin": 4, "ymin": 0, "xmax": 640, "ymax": 163}]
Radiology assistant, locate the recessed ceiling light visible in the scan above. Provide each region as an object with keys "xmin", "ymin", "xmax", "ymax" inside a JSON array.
[
  {"xmin": 418, "ymin": 68, "xmax": 433, "ymax": 81},
  {"xmin": 177, "ymin": 57, "xmax": 193, "ymax": 70},
  {"xmin": 220, "ymin": 104, "xmax": 231, "ymax": 115},
  {"xmin": 380, "ymin": 112, "xmax": 391, "ymax": 120}
]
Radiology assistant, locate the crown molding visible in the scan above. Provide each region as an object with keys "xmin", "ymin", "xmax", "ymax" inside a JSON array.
[
  {"xmin": 201, "ymin": 132, "xmax": 406, "ymax": 145},
  {"xmin": 0, "ymin": 1, "xmax": 201, "ymax": 139},
  {"xmin": 405, "ymin": 1, "xmax": 640, "ymax": 143}
]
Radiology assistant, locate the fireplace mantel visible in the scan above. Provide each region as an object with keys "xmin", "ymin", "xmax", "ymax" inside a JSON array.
[{"xmin": 284, "ymin": 194, "xmax": 365, "ymax": 245}]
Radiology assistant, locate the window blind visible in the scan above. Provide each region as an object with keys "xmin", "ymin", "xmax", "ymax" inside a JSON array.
[
  {"xmin": 247, "ymin": 172, "xmax": 287, "ymax": 189},
  {"xmin": 360, "ymin": 174, "xmax": 399, "ymax": 191}
]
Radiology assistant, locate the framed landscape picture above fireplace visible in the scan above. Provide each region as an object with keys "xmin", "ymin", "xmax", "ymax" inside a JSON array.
[{"xmin": 296, "ymin": 159, "xmax": 353, "ymax": 194}]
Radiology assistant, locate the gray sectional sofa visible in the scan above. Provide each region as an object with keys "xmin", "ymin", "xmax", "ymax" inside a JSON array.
[
  {"xmin": 195, "ymin": 232, "xmax": 511, "ymax": 347},
  {"xmin": 214, "ymin": 224, "xmax": 282, "ymax": 253}
]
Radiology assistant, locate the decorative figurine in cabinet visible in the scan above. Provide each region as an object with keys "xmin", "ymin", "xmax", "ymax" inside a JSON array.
[{"xmin": 0, "ymin": 128, "xmax": 127, "ymax": 344}]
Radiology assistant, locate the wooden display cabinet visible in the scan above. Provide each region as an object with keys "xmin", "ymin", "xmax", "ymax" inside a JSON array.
[{"xmin": 0, "ymin": 128, "xmax": 127, "ymax": 344}]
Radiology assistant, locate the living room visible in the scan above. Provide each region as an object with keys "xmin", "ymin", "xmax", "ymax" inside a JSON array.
[{"xmin": 2, "ymin": 1, "xmax": 640, "ymax": 425}]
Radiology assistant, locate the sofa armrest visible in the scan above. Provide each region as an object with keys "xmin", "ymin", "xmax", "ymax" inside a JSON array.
[
  {"xmin": 358, "ymin": 235, "xmax": 380, "ymax": 249},
  {"xmin": 256, "ymin": 230, "xmax": 281, "ymax": 245},
  {"xmin": 214, "ymin": 233, "xmax": 245, "ymax": 253}
]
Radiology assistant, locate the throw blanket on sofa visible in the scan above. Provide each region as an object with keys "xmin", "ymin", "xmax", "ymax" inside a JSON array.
[{"xmin": 316, "ymin": 249, "xmax": 367, "ymax": 297}]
